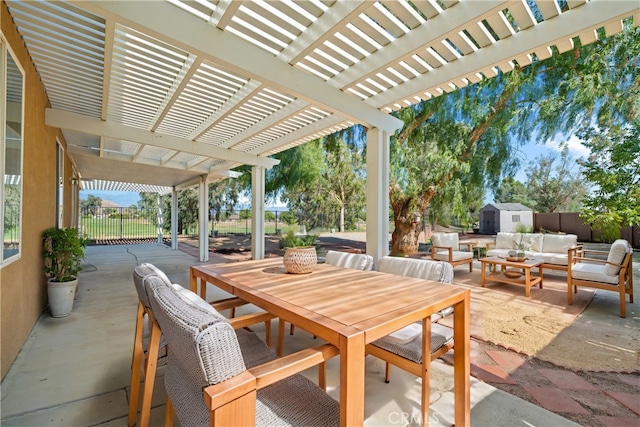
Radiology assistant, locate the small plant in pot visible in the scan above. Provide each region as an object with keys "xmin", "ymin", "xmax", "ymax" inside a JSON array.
[
  {"xmin": 279, "ymin": 230, "xmax": 319, "ymax": 274},
  {"xmin": 42, "ymin": 227, "xmax": 87, "ymax": 317}
]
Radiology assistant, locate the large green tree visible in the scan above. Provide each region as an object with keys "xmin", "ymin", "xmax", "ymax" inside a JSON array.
[
  {"xmin": 524, "ymin": 147, "xmax": 586, "ymax": 212},
  {"xmin": 495, "ymin": 177, "xmax": 533, "ymax": 207},
  {"xmin": 322, "ymin": 137, "xmax": 365, "ymax": 232},
  {"xmin": 579, "ymin": 122, "xmax": 640, "ymax": 241},
  {"xmin": 268, "ymin": 135, "xmax": 366, "ymax": 232},
  {"xmin": 388, "ymin": 25, "xmax": 639, "ymax": 255},
  {"xmin": 80, "ymin": 195, "xmax": 102, "ymax": 216}
]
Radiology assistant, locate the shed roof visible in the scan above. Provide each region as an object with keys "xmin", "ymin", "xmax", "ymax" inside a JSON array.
[{"xmin": 484, "ymin": 203, "xmax": 533, "ymax": 211}]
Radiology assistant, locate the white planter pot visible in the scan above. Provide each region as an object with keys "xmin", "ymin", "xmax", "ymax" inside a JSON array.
[{"xmin": 47, "ymin": 278, "xmax": 78, "ymax": 318}]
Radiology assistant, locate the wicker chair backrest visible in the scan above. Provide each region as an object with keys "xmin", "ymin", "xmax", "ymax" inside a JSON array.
[
  {"xmin": 132, "ymin": 263, "xmax": 172, "ymax": 308},
  {"xmin": 145, "ymin": 275, "xmax": 244, "ymax": 426}
]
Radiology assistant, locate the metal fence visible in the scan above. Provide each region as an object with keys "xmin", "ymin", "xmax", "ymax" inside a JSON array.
[
  {"xmin": 80, "ymin": 206, "xmax": 366, "ymax": 243},
  {"xmin": 534, "ymin": 212, "xmax": 640, "ymax": 249},
  {"xmin": 80, "ymin": 207, "xmax": 159, "ymax": 243},
  {"xmin": 3, "ymin": 203, "xmax": 20, "ymax": 245}
]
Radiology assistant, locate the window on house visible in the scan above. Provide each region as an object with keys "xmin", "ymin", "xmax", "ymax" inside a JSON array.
[
  {"xmin": 2, "ymin": 41, "xmax": 24, "ymax": 265},
  {"xmin": 56, "ymin": 141, "xmax": 64, "ymax": 227},
  {"xmin": 512, "ymin": 214, "xmax": 521, "ymax": 222}
]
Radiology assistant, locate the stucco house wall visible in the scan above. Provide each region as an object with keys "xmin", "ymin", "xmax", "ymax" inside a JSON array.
[{"xmin": 1, "ymin": 2, "xmax": 72, "ymax": 379}]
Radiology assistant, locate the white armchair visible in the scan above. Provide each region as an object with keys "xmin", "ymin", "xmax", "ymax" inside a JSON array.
[
  {"xmin": 567, "ymin": 239, "xmax": 634, "ymax": 318},
  {"xmin": 430, "ymin": 232, "xmax": 474, "ymax": 272}
]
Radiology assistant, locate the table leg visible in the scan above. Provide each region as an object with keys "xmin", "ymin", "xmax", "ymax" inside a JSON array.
[
  {"xmin": 539, "ymin": 266, "xmax": 544, "ymax": 289},
  {"xmin": 190, "ymin": 271, "xmax": 197, "ymax": 293},
  {"xmin": 525, "ymin": 268, "xmax": 531, "ymax": 297},
  {"xmin": 480, "ymin": 262, "xmax": 486, "ymax": 287},
  {"xmin": 339, "ymin": 332, "xmax": 365, "ymax": 426},
  {"xmin": 453, "ymin": 293, "xmax": 471, "ymax": 426}
]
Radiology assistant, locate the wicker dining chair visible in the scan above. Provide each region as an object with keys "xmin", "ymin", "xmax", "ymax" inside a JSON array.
[
  {"xmin": 144, "ymin": 275, "xmax": 340, "ymax": 427},
  {"xmin": 128, "ymin": 263, "xmax": 171, "ymax": 427},
  {"xmin": 128, "ymin": 263, "xmax": 273, "ymax": 427},
  {"xmin": 366, "ymin": 256, "xmax": 455, "ymax": 426}
]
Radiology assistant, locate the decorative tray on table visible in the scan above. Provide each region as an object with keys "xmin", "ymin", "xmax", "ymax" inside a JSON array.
[
  {"xmin": 498, "ymin": 255, "xmax": 527, "ymax": 262},
  {"xmin": 503, "ymin": 269, "xmax": 523, "ymax": 278}
]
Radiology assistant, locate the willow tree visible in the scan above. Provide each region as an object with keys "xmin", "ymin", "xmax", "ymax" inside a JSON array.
[
  {"xmin": 267, "ymin": 135, "xmax": 366, "ymax": 231},
  {"xmin": 389, "ymin": 24, "xmax": 640, "ymax": 255}
]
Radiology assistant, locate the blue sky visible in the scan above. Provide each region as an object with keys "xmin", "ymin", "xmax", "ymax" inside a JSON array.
[
  {"xmin": 81, "ymin": 136, "xmax": 589, "ymax": 207},
  {"xmin": 482, "ymin": 134, "xmax": 588, "ymax": 204}
]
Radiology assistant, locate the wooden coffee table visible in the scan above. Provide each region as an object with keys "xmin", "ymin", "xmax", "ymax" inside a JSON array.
[{"xmin": 479, "ymin": 256, "xmax": 544, "ymax": 297}]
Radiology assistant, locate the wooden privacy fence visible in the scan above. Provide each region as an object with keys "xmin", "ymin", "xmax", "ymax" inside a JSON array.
[{"xmin": 534, "ymin": 212, "xmax": 640, "ymax": 249}]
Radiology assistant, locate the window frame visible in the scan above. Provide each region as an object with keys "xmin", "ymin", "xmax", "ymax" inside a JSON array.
[
  {"xmin": 1, "ymin": 36, "xmax": 25, "ymax": 268},
  {"xmin": 56, "ymin": 140, "xmax": 64, "ymax": 228}
]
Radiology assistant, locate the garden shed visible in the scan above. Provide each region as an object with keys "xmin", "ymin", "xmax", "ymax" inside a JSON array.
[{"xmin": 479, "ymin": 203, "xmax": 534, "ymax": 235}]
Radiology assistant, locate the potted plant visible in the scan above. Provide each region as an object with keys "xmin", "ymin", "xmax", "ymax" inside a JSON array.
[
  {"xmin": 42, "ymin": 227, "xmax": 87, "ymax": 317},
  {"xmin": 279, "ymin": 230, "xmax": 319, "ymax": 274}
]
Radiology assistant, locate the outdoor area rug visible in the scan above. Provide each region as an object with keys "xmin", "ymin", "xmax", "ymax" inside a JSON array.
[{"xmin": 436, "ymin": 269, "xmax": 638, "ymax": 372}]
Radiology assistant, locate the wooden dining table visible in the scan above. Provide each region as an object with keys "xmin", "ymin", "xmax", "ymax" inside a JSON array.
[{"xmin": 191, "ymin": 258, "xmax": 471, "ymax": 426}]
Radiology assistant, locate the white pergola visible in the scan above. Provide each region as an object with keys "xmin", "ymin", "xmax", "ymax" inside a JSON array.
[{"xmin": 6, "ymin": 0, "xmax": 638, "ymax": 262}]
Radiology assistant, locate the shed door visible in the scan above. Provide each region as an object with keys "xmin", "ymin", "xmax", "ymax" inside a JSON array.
[{"xmin": 484, "ymin": 211, "xmax": 495, "ymax": 234}]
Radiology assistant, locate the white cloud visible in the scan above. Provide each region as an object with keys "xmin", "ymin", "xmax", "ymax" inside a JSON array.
[{"xmin": 543, "ymin": 134, "xmax": 590, "ymax": 159}]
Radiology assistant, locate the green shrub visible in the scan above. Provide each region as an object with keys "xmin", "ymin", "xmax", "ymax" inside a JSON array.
[
  {"xmin": 514, "ymin": 223, "xmax": 533, "ymax": 233},
  {"xmin": 42, "ymin": 227, "xmax": 87, "ymax": 282},
  {"xmin": 278, "ymin": 230, "xmax": 318, "ymax": 249}
]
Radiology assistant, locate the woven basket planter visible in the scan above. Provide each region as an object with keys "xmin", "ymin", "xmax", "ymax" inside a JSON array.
[{"xmin": 283, "ymin": 246, "xmax": 317, "ymax": 274}]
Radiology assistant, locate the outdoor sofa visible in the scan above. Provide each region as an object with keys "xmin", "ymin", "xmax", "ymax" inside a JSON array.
[{"xmin": 485, "ymin": 232, "xmax": 579, "ymax": 271}]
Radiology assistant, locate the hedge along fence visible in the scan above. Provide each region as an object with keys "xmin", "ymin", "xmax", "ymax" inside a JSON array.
[{"xmin": 80, "ymin": 207, "xmax": 366, "ymax": 242}]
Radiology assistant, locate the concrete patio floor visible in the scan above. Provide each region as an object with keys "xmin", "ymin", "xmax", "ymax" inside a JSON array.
[{"xmin": 0, "ymin": 241, "xmax": 635, "ymax": 426}]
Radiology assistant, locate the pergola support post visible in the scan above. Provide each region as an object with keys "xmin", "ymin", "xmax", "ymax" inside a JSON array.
[
  {"xmin": 198, "ymin": 177, "xmax": 209, "ymax": 262},
  {"xmin": 156, "ymin": 193, "xmax": 163, "ymax": 245},
  {"xmin": 366, "ymin": 127, "xmax": 390, "ymax": 267},
  {"xmin": 171, "ymin": 190, "xmax": 178, "ymax": 250},
  {"xmin": 251, "ymin": 166, "xmax": 265, "ymax": 260}
]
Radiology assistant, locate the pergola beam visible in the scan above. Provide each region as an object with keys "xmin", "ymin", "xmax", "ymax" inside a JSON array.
[
  {"xmin": 46, "ymin": 108, "xmax": 279, "ymax": 169},
  {"xmin": 75, "ymin": 0, "xmax": 404, "ymax": 134},
  {"xmin": 370, "ymin": 0, "xmax": 639, "ymax": 110}
]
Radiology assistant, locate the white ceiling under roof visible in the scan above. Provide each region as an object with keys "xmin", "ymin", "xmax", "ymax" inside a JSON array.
[{"xmin": 5, "ymin": 0, "xmax": 639, "ymax": 192}]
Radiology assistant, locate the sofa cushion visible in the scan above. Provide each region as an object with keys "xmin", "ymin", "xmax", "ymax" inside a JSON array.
[
  {"xmin": 523, "ymin": 234, "xmax": 544, "ymax": 252},
  {"xmin": 495, "ymin": 232, "xmax": 519, "ymax": 249},
  {"xmin": 542, "ymin": 234, "xmax": 577, "ymax": 253},
  {"xmin": 536, "ymin": 252, "xmax": 570, "ymax": 266},
  {"xmin": 605, "ymin": 239, "xmax": 629, "ymax": 276},
  {"xmin": 433, "ymin": 251, "xmax": 473, "ymax": 262},
  {"xmin": 572, "ymin": 262, "xmax": 620, "ymax": 285},
  {"xmin": 486, "ymin": 248, "xmax": 509, "ymax": 258}
]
